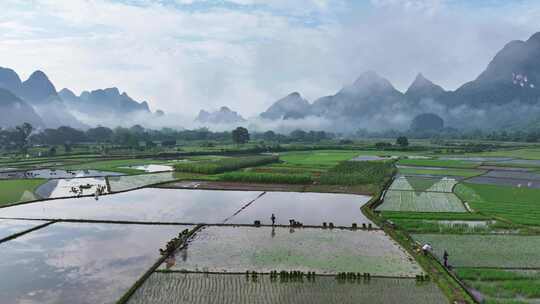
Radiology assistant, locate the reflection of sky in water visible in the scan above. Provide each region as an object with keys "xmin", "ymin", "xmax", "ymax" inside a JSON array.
[
  {"xmin": 36, "ymin": 177, "xmax": 108, "ymax": 198},
  {"xmin": 229, "ymin": 192, "xmax": 373, "ymax": 226},
  {"xmin": 0, "ymin": 222, "xmax": 189, "ymax": 304},
  {"xmin": 27, "ymin": 169, "xmax": 123, "ymax": 179},
  {"xmin": 119, "ymin": 164, "xmax": 173, "ymax": 172},
  {"xmin": 0, "ymin": 219, "xmax": 48, "ymax": 240},
  {"xmin": 0, "ymin": 188, "xmax": 263, "ymax": 224}
]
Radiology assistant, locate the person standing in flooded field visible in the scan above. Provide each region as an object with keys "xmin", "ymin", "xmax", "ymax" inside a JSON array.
[
  {"xmin": 443, "ymin": 250, "xmax": 449, "ymax": 268},
  {"xmin": 271, "ymin": 213, "xmax": 276, "ymax": 226}
]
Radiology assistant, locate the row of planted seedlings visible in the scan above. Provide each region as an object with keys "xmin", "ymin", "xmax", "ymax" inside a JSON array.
[
  {"xmin": 245, "ymin": 270, "xmax": 318, "ymax": 283},
  {"xmin": 252, "ymin": 220, "xmax": 374, "ymax": 230}
]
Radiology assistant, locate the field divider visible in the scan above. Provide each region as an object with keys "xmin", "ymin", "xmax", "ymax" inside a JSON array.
[
  {"xmin": 0, "ymin": 220, "xmax": 57, "ymax": 244},
  {"xmin": 154, "ymin": 269, "xmax": 420, "ymax": 280},
  {"xmin": 116, "ymin": 224, "xmax": 204, "ymax": 304},
  {"xmin": 223, "ymin": 191, "xmax": 266, "ymax": 223}
]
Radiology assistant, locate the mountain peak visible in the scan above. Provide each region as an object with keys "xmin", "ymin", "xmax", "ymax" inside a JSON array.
[
  {"xmin": 21, "ymin": 70, "xmax": 58, "ymax": 103},
  {"xmin": 405, "ymin": 73, "xmax": 446, "ymax": 101},
  {"xmin": 260, "ymin": 92, "xmax": 310, "ymax": 120},
  {"xmin": 527, "ymin": 31, "xmax": 540, "ymax": 44},
  {"xmin": 0, "ymin": 67, "xmax": 22, "ymax": 94},
  {"xmin": 196, "ymin": 106, "xmax": 245, "ymax": 124}
]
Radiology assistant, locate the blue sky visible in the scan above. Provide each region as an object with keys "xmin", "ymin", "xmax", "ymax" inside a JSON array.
[{"xmin": 1, "ymin": 0, "xmax": 540, "ymax": 118}]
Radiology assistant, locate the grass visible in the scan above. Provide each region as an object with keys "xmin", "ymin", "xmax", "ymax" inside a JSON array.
[
  {"xmin": 175, "ymin": 155, "xmax": 278, "ymax": 174},
  {"xmin": 0, "ymin": 179, "xmax": 46, "ymax": 205},
  {"xmin": 398, "ymin": 159, "xmax": 479, "ymax": 169},
  {"xmin": 398, "ymin": 167, "xmax": 485, "ymax": 177},
  {"xmin": 319, "ymin": 161, "xmax": 395, "ymax": 186},
  {"xmin": 454, "ymin": 183, "xmax": 540, "ymax": 226},
  {"xmin": 220, "ymin": 172, "xmax": 312, "ymax": 184}
]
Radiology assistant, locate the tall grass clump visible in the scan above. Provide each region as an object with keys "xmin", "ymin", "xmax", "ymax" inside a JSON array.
[
  {"xmin": 220, "ymin": 172, "xmax": 312, "ymax": 184},
  {"xmin": 319, "ymin": 161, "xmax": 395, "ymax": 186},
  {"xmin": 174, "ymin": 155, "xmax": 278, "ymax": 174}
]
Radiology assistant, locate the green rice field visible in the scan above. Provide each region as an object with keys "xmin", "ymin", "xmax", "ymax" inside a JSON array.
[
  {"xmin": 128, "ymin": 273, "xmax": 448, "ymax": 304},
  {"xmin": 377, "ymin": 190, "xmax": 467, "ymax": 213},
  {"xmin": 0, "ymin": 179, "xmax": 46, "ymax": 205},
  {"xmin": 278, "ymin": 150, "xmax": 362, "ymax": 169},
  {"xmin": 397, "ymin": 159, "xmax": 479, "ymax": 169},
  {"xmin": 398, "ymin": 167, "xmax": 485, "ymax": 178},
  {"xmin": 413, "ymin": 234, "xmax": 540, "ymax": 268}
]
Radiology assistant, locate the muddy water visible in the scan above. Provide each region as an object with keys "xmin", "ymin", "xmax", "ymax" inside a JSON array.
[
  {"xmin": 0, "ymin": 222, "xmax": 190, "ymax": 304},
  {"xmin": 0, "ymin": 188, "xmax": 263, "ymax": 224},
  {"xmin": 229, "ymin": 191, "xmax": 373, "ymax": 226}
]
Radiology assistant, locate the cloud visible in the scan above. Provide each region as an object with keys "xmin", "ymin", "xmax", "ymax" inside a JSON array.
[{"xmin": 1, "ymin": 0, "xmax": 540, "ymax": 128}]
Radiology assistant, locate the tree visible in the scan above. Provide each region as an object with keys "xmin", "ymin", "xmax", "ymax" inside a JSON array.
[
  {"xmin": 232, "ymin": 127, "xmax": 250, "ymax": 145},
  {"xmin": 15, "ymin": 122, "xmax": 33, "ymax": 153},
  {"xmin": 86, "ymin": 126, "xmax": 113, "ymax": 143},
  {"xmin": 396, "ymin": 136, "xmax": 409, "ymax": 147}
]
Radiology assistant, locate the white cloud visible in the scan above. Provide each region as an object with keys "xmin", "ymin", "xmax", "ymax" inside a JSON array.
[{"xmin": 1, "ymin": 0, "xmax": 540, "ymax": 125}]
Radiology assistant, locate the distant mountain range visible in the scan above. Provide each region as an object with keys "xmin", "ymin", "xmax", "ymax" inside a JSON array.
[
  {"xmin": 3, "ymin": 31, "xmax": 540, "ymax": 132},
  {"xmin": 195, "ymin": 106, "xmax": 245, "ymax": 124},
  {"xmin": 0, "ymin": 67, "xmax": 161, "ymax": 129},
  {"xmin": 251, "ymin": 31, "xmax": 540, "ymax": 131}
]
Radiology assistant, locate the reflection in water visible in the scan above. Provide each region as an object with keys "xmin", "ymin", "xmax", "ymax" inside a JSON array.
[
  {"xmin": 271, "ymin": 227, "xmax": 276, "ymax": 238},
  {"xmin": 0, "ymin": 219, "xmax": 48, "ymax": 240},
  {"xmin": 0, "ymin": 188, "xmax": 264, "ymax": 224},
  {"xmin": 228, "ymin": 192, "xmax": 374, "ymax": 227},
  {"xmin": 0, "ymin": 222, "xmax": 191, "ymax": 304}
]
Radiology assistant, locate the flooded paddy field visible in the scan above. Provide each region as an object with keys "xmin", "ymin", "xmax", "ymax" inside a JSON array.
[
  {"xmin": 228, "ymin": 191, "xmax": 373, "ymax": 226},
  {"xmin": 0, "ymin": 222, "xmax": 191, "ymax": 304},
  {"xmin": 389, "ymin": 176, "xmax": 457, "ymax": 193},
  {"xmin": 118, "ymin": 164, "xmax": 174, "ymax": 173},
  {"xmin": 128, "ymin": 272, "xmax": 447, "ymax": 304},
  {"xmin": 0, "ymin": 169, "xmax": 123, "ymax": 180},
  {"xmin": 377, "ymin": 190, "xmax": 467, "ymax": 213},
  {"xmin": 161, "ymin": 226, "xmax": 422, "ymax": 277},
  {"xmin": 0, "ymin": 219, "xmax": 49, "ymax": 240},
  {"xmin": 0, "ymin": 188, "xmax": 262, "ymax": 224},
  {"xmin": 34, "ymin": 177, "xmax": 108, "ymax": 198},
  {"xmin": 413, "ymin": 234, "xmax": 540, "ymax": 268},
  {"xmin": 466, "ymin": 176, "xmax": 540, "ymax": 188},
  {"xmin": 108, "ymin": 172, "xmax": 178, "ymax": 192}
]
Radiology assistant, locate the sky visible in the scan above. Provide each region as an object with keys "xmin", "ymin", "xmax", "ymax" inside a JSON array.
[{"xmin": 1, "ymin": 0, "xmax": 540, "ymax": 118}]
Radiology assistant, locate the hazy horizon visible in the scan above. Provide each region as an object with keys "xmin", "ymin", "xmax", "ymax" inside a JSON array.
[{"xmin": 2, "ymin": 0, "xmax": 540, "ymax": 118}]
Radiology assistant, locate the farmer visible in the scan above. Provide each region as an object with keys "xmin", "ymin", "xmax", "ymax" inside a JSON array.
[
  {"xmin": 271, "ymin": 213, "xmax": 276, "ymax": 226},
  {"xmin": 421, "ymin": 243, "xmax": 432, "ymax": 256},
  {"xmin": 443, "ymin": 250, "xmax": 449, "ymax": 267}
]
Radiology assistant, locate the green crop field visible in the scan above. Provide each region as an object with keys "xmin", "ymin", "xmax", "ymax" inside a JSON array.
[
  {"xmin": 455, "ymin": 268, "xmax": 540, "ymax": 303},
  {"xmin": 454, "ymin": 183, "xmax": 540, "ymax": 226},
  {"xmin": 0, "ymin": 179, "xmax": 46, "ymax": 205},
  {"xmin": 398, "ymin": 167, "xmax": 485, "ymax": 178},
  {"xmin": 128, "ymin": 273, "xmax": 447, "ymax": 304},
  {"xmin": 175, "ymin": 155, "xmax": 278, "ymax": 174},
  {"xmin": 319, "ymin": 160, "xmax": 395, "ymax": 186},
  {"xmin": 278, "ymin": 150, "xmax": 361, "ymax": 169},
  {"xmin": 220, "ymin": 172, "xmax": 313, "ymax": 184},
  {"xmin": 398, "ymin": 159, "xmax": 479, "ymax": 169},
  {"xmin": 389, "ymin": 176, "xmax": 457, "ymax": 193},
  {"xmin": 413, "ymin": 234, "xmax": 540, "ymax": 268},
  {"xmin": 377, "ymin": 190, "xmax": 467, "ymax": 213}
]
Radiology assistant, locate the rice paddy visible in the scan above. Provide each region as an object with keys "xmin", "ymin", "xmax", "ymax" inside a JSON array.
[
  {"xmin": 389, "ymin": 176, "xmax": 457, "ymax": 193},
  {"xmin": 0, "ymin": 222, "xmax": 190, "ymax": 304},
  {"xmin": 377, "ymin": 190, "xmax": 467, "ymax": 213},
  {"xmin": 128, "ymin": 273, "xmax": 447, "ymax": 304},
  {"xmin": 412, "ymin": 234, "xmax": 540, "ymax": 268},
  {"xmin": 161, "ymin": 226, "xmax": 422, "ymax": 277},
  {"xmin": 35, "ymin": 177, "xmax": 108, "ymax": 198},
  {"xmin": 0, "ymin": 219, "xmax": 49, "ymax": 240},
  {"xmin": 107, "ymin": 172, "xmax": 179, "ymax": 192}
]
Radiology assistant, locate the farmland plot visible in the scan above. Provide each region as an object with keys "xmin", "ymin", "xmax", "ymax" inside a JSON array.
[
  {"xmin": 413, "ymin": 234, "xmax": 540, "ymax": 268},
  {"xmin": 0, "ymin": 219, "xmax": 49, "ymax": 240},
  {"xmin": 377, "ymin": 190, "xmax": 467, "ymax": 213},
  {"xmin": 0, "ymin": 222, "xmax": 190, "ymax": 304},
  {"xmin": 162, "ymin": 226, "xmax": 422, "ymax": 277},
  {"xmin": 389, "ymin": 176, "xmax": 457, "ymax": 193},
  {"xmin": 128, "ymin": 273, "xmax": 447, "ymax": 304},
  {"xmin": 467, "ymin": 176, "xmax": 540, "ymax": 188},
  {"xmin": 35, "ymin": 177, "xmax": 108, "ymax": 198},
  {"xmin": 107, "ymin": 172, "xmax": 178, "ymax": 192},
  {"xmin": 0, "ymin": 188, "xmax": 263, "ymax": 224},
  {"xmin": 228, "ymin": 191, "xmax": 373, "ymax": 226}
]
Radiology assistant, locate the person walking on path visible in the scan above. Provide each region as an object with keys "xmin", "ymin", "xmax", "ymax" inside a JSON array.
[
  {"xmin": 443, "ymin": 250, "xmax": 449, "ymax": 268},
  {"xmin": 271, "ymin": 213, "xmax": 276, "ymax": 226}
]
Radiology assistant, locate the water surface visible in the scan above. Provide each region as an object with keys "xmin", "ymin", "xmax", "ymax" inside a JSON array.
[
  {"xmin": 0, "ymin": 188, "xmax": 263, "ymax": 224},
  {"xmin": 0, "ymin": 219, "xmax": 48, "ymax": 240},
  {"xmin": 0, "ymin": 222, "xmax": 190, "ymax": 304}
]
